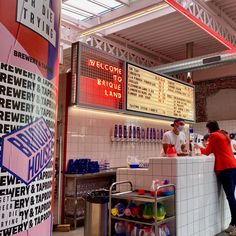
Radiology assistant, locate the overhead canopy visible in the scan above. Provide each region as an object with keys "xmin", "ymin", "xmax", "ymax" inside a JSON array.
[{"xmin": 60, "ymin": 0, "xmax": 236, "ymax": 73}]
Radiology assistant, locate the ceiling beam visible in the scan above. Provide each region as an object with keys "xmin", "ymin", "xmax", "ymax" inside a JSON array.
[
  {"xmin": 206, "ymin": 1, "xmax": 236, "ymax": 31},
  {"xmin": 61, "ymin": 13, "xmax": 92, "ymax": 29},
  {"xmin": 86, "ymin": 0, "xmax": 164, "ymax": 25},
  {"xmin": 63, "ymin": 2, "xmax": 98, "ymax": 16},
  {"xmin": 103, "ymin": 4, "xmax": 175, "ymax": 35},
  {"xmin": 87, "ymin": 0, "xmax": 112, "ymax": 10},
  {"xmin": 107, "ymin": 34, "xmax": 175, "ymax": 63},
  {"xmin": 164, "ymin": 0, "xmax": 236, "ymax": 49},
  {"xmin": 79, "ymin": 2, "xmax": 175, "ymax": 37},
  {"xmin": 114, "ymin": 0, "xmax": 129, "ymax": 6}
]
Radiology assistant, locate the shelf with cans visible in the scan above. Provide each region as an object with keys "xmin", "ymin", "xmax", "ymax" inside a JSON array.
[
  {"xmin": 109, "ymin": 181, "xmax": 176, "ymax": 236},
  {"xmin": 111, "ymin": 125, "xmax": 169, "ymax": 143}
]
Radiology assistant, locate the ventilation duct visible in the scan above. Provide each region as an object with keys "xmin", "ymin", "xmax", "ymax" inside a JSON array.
[{"xmin": 153, "ymin": 50, "xmax": 236, "ymax": 74}]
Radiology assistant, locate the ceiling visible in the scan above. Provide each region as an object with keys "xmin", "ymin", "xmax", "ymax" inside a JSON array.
[
  {"xmin": 62, "ymin": 0, "xmax": 125, "ymax": 21},
  {"xmin": 61, "ymin": 0, "xmax": 236, "ymax": 76},
  {"xmin": 111, "ymin": 12, "xmax": 226, "ymax": 61},
  {"xmin": 211, "ymin": 0, "xmax": 236, "ymax": 24}
]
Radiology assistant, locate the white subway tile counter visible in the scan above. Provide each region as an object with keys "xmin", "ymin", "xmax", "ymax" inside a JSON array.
[{"xmin": 116, "ymin": 156, "xmax": 231, "ymax": 236}]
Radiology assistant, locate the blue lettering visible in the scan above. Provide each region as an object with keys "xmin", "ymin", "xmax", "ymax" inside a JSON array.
[
  {"xmin": 34, "ymin": 152, "xmax": 40, "ymax": 174},
  {"xmin": 17, "ymin": 133, "xmax": 38, "ymax": 153},
  {"xmin": 28, "ymin": 157, "xmax": 35, "ymax": 180},
  {"xmin": 43, "ymin": 144, "xmax": 49, "ymax": 164},
  {"xmin": 34, "ymin": 123, "xmax": 48, "ymax": 142},
  {"xmin": 40, "ymin": 149, "xmax": 45, "ymax": 168},
  {"xmin": 8, "ymin": 137, "xmax": 32, "ymax": 157},
  {"xmin": 27, "ymin": 140, "xmax": 53, "ymax": 181},
  {"xmin": 39, "ymin": 120, "xmax": 51, "ymax": 139},
  {"xmin": 25, "ymin": 128, "xmax": 42, "ymax": 148}
]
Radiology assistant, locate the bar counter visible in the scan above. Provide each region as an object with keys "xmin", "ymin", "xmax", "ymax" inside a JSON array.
[{"xmin": 116, "ymin": 156, "xmax": 230, "ymax": 236}]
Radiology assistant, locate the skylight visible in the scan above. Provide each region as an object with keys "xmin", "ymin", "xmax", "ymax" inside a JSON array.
[{"xmin": 62, "ymin": 0, "xmax": 124, "ymax": 21}]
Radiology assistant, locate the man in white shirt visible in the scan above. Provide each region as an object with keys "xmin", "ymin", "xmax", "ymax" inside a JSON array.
[{"xmin": 162, "ymin": 118, "xmax": 187, "ymax": 155}]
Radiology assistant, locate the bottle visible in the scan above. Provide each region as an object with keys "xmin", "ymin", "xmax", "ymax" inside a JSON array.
[
  {"xmin": 99, "ymin": 159, "xmax": 104, "ymax": 171},
  {"xmin": 131, "ymin": 224, "xmax": 141, "ymax": 236},
  {"xmin": 124, "ymin": 125, "xmax": 127, "ymax": 140},
  {"xmin": 142, "ymin": 226, "xmax": 155, "ymax": 236},
  {"xmin": 137, "ymin": 127, "xmax": 141, "ymax": 141},
  {"xmin": 118, "ymin": 125, "xmax": 123, "ymax": 140},
  {"xmin": 114, "ymin": 221, "xmax": 126, "ymax": 235},
  {"xmin": 114, "ymin": 125, "xmax": 118, "ymax": 140},
  {"xmin": 189, "ymin": 140, "xmax": 194, "ymax": 156},
  {"xmin": 141, "ymin": 128, "xmax": 145, "ymax": 142},
  {"xmin": 194, "ymin": 145, "xmax": 201, "ymax": 156},
  {"xmin": 163, "ymin": 224, "xmax": 171, "ymax": 236},
  {"xmin": 160, "ymin": 129, "xmax": 164, "ymax": 140},
  {"xmin": 150, "ymin": 179, "xmax": 160, "ymax": 196},
  {"xmin": 153, "ymin": 128, "xmax": 156, "ymax": 142},
  {"xmin": 156, "ymin": 129, "xmax": 160, "ymax": 142},
  {"xmin": 133, "ymin": 126, "xmax": 136, "ymax": 141},
  {"xmin": 150, "ymin": 128, "xmax": 153, "ymax": 142},
  {"xmin": 104, "ymin": 159, "xmax": 110, "ymax": 170},
  {"xmin": 129, "ymin": 126, "xmax": 132, "ymax": 141},
  {"xmin": 146, "ymin": 128, "xmax": 149, "ymax": 142},
  {"xmin": 127, "ymin": 223, "xmax": 134, "ymax": 236}
]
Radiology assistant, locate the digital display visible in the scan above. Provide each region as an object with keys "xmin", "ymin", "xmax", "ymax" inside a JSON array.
[
  {"xmin": 126, "ymin": 63, "xmax": 195, "ymax": 121},
  {"xmin": 78, "ymin": 44, "xmax": 124, "ymax": 110}
]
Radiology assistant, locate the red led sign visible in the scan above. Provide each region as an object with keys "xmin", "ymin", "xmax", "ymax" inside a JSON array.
[{"xmin": 78, "ymin": 44, "xmax": 124, "ymax": 110}]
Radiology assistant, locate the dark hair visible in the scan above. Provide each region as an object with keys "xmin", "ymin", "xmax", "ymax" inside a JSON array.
[
  {"xmin": 201, "ymin": 134, "xmax": 209, "ymax": 141},
  {"xmin": 206, "ymin": 120, "xmax": 220, "ymax": 133},
  {"xmin": 171, "ymin": 118, "xmax": 185, "ymax": 127},
  {"xmin": 221, "ymin": 130, "xmax": 228, "ymax": 135}
]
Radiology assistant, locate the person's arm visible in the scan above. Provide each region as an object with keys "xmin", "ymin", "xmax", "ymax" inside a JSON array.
[
  {"xmin": 162, "ymin": 133, "xmax": 170, "ymax": 154},
  {"xmin": 200, "ymin": 135, "xmax": 214, "ymax": 156},
  {"xmin": 178, "ymin": 134, "xmax": 188, "ymax": 156},
  {"xmin": 180, "ymin": 132, "xmax": 187, "ymax": 153}
]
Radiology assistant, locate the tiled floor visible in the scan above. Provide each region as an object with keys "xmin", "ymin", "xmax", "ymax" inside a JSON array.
[{"xmin": 53, "ymin": 228, "xmax": 227, "ymax": 236}]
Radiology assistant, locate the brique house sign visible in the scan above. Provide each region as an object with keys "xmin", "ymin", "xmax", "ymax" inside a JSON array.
[
  {"xmin": 0, "ymin": 0, "xmax": 60, "ymax": 235},
  {"xmin": 1, "ymin": 118, "xmax": 53, "ymax": 185}
]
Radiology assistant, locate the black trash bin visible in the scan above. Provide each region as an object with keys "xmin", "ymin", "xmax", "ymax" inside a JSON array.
[{"xmin": 84, "ymin": 190, "xmax": 109, "ymax": 236}]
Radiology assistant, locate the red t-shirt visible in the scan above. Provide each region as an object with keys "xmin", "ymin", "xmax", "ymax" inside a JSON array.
[{"xmin": 200, "ymin": 131, "xmax": 236, "ymax": 172}]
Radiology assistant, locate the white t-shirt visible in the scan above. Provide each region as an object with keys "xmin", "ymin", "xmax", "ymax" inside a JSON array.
[{"xmin": 162, "ymin": 130, "xmax": 186, "ymax": 154}]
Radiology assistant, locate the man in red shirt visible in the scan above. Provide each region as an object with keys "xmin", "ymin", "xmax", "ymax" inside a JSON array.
[{"xmin": 196, "ymin": 121, "xmax": 236, "ymax": 235}]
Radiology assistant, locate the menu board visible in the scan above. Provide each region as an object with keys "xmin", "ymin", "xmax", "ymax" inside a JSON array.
[{"xmin": 127, "ymin": 63, "xmax": 195, "ymax": 121}]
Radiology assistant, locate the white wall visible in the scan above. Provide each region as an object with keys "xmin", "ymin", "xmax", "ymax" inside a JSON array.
[
  {"xmin": 66, "ymin": 107, "xmax": 189, "ymax": 168},
  {"xmin": 205, "ymin": 89, "xmax": 236, "ymax": 121}
]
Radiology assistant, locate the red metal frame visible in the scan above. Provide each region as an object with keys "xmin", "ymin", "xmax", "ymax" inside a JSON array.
[
  {"xmin": 164, "ymin": 0, "xmax": 235, "ymax": 50},
  {"xmin": 61, "ymin": 72, "xmax": 72, "ymax": 223}
]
